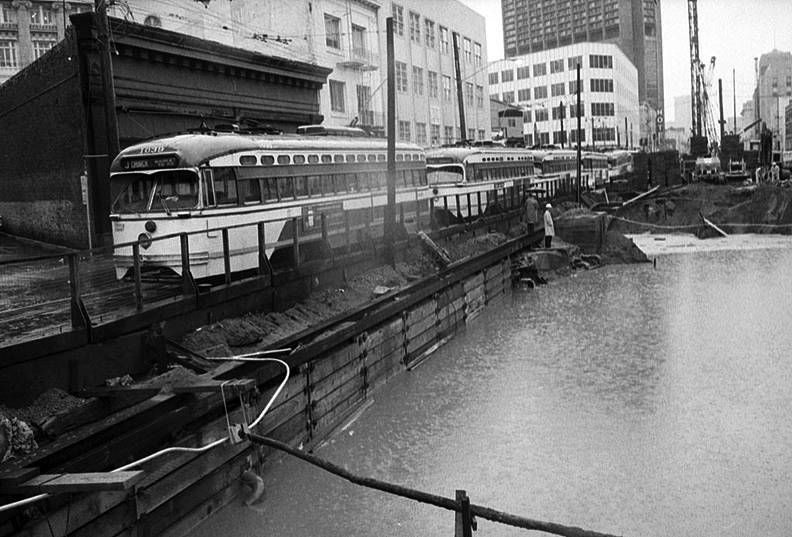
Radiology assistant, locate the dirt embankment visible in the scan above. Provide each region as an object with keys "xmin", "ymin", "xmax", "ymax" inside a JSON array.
[{"xmin": 610, "ymin": 183, "xmax": 792, "ymax": 236}]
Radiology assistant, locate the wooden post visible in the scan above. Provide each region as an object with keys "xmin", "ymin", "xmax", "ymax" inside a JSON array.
[
  {"xmin": 476, "ymin": 191, "xmax": 482, "ymax": 216},
  {"xmin": 132, "ymin": 243, "xmax": 143, "ymax": 311},
  {"xmin": 68, "ymin": 253, "xmax": 87, "ymax": 329},
  {"xmin": 455, "ymin": 194, "xmax": 462, "ymax": 220},
  {"xmin": 416, "ymin": 197, "xmax": 422, "ymax": 229},
  {"xmin": 455, "ymin": 490, "xmax": 474, "ymax": 537},
  {"xmin": 221, "ymin": 228, "xmax": 231, "ymax": 285},
  {"xmin": 179, "ymin": 233, "xmax": 194, "ymax": 296},
  {"xmin": 257, "ymin": 221, "xmax": 273, "ymax": 276},
  {"xmin": 344, "ymin": 211, "xmax": 351, "ymax": 254},
  {"xmin": 430, "ymin": 198, "xmax": 436, "ymax": 229},
  {"xmin": 321, "ymin": 213, "xmax": 328, "ymax": 242},
  {"xmin": 466, "ymin": 193, "xmax": 472, "ymax": 219},
  {"xmin": 292, "ymin": 217, "xmax": 301, "ymax": 268}
]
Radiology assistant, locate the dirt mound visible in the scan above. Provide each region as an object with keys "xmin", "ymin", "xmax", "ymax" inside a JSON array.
[
  {"xmin": 0, "ymin": 388, "xmax": 87, "ymax": 427},
  {"xmin": 601, "ymin": 229, "xmax": 649, "ymax": 264}
]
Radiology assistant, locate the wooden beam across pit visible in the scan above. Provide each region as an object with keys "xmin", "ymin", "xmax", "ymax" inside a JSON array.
[{"xmin": 10, "ymin": 471, "xmax": 144, "ymax": 494}]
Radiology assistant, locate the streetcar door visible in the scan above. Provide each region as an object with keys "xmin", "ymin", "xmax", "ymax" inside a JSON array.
[{"xmin": 201, "ymin": 169, "xmax": 219, "ymax": 237}]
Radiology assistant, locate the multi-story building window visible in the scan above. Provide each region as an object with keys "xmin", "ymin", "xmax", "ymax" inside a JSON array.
[
  {"xmin": 478, "ymin": 129, "xmax": 485, "ymax": 140},
  {"xmin": 329, "ymin": 80, "xmax": 345, "ymax": 112},
  {"xmin": 488, "ymin": 72, "xmax": 499, "ymax": 85},
  {"xmin": 590, "ymin": 78, "xmax": 614, "ymax": 92},
  {"xmin": 0, "ymin": 39, "xmax": 18, "ymax": 68},
  {"xmin": 392, "ymin": 4, "xmax": 404, "ymax": 36},
  {"xmin": 550, "ymin": 59, "xmax": 564, "ymax": 73},
  {"xmin": 356, "ymin": 85, "xmax": 373, "ymax": 124},
  {"xmin": 409, "ymin": 11, "xmax": 420, "ymax": 43},
  {"xmin": 415, "ymin": 122, "xmax": 427, "ymax": 145},
  {"xmin": 553, "ymin": 130, "xmax": 567, "ymax": 145},
  {"xmin": 533, "ymin": 62, "xmax": 546, "ymax": 76},
  {"xmin": 431, "ymin": 123, "xmax": 441, "ymax": 145},
  {"xmin": 32, "ymin": 35, "xmax": 56, "ymax": 59},
  {"xmin": 468, "ymin": 128, "xmax": 476, "ymax": 140},
  {"xmin": 324, "ymin": 15, "xmax": 341, "ymax": 49},
  {"xmin": 534, "ymin": 85, "xmax": 548, "ymax": 99},
  {"xmin": 1, "ymin": 3, "xmax": 17, "ymax": 23},
  {"xmin": 552, "ymin": 106, "xmax": 566, "ymax": 120},
  {"xmin": 442, "ymin": 75, "xmax": 452, "ymax": 101},
  {"xmin": 518, "ymin": 88, "xmax": 531, "ymax": 101},
  {"xmin": 551, "ymin": 82, "xmax": 565, "ymax": 97},
  {"xmin": 425, "ymin": 19, "xmax": 435, "ymax": 48},
  {"xmin": 444, "ymin": 125, "xmax": 454, "ymax": 144},
  {"xmin": 502, "ymin": 91, "xmax": 514, "ymax": 104},
  {"xmin": 569, "ymin": 102, "xmax": 585, "ymax": 118},
  {"xmin": 569, "ymin": 80, "xmax": 580, "ymax": 94},
  {"xmin": 535, "ymin": 108, "xmax": 549, "ymax": 121},
  {"xmin": 571, "ymin": 129, "xmax": 586, "ymax": 143},
  {"xmin": 474, "ymin": 42, "xmax": 482, "ymax": 65},
  {"xmin": 396, "ymin": 61, "xmax": 408, "ymax": 92},
  {"xmin": 30, "ymin": 4, "xmax": 53, "ymax": 25},
  {"xmin": 398, "ymin": 120, "xmax": 411, "ymax": 141},
  {"xmin": 568, "ymin": 55, "xmax": 583, "ymax": 70},
  {"xmin": 517, "ymin": 66, "xmax": 530, "ymax": 79},
  {"xmin": 501, "ymin": 69, "xmax": 514, "ymax": 82},
  {"xmin": 591, "ymin": 102, "xmax": 615, "ymax": 116},
  {"xmin": 439, "ymin": 26, "xmax": 449, "ymax": 54},
  {"xmin": 464, "ymin": 82, "xmax": 473, "ymax": 105},
  {"xmin": 412, "ymin": 66, "xmax": 424, "ymax": 95},
  {"xmin": 475, "ymin": 85, "xmax": 484, "ymax": 107},
  {"xmin": 589, "ymin": 54, "xmax": 613, "ymax": 68},
  {"xmin": 463, "ymin": 37, "xmax": 472, "ymax": 63},
  {"xmin": 428, "ymin": 71, "xmax": 439, "ymax": 98},
  {"xmin": 351, "ymin": 24, "xmax": 366, "ymax": 55},
  {"xmin": 523, "ymin": 110, "xmax": 532, "ymax": 123}
]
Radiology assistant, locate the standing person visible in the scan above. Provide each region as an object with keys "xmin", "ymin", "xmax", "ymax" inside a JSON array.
[
  {"xmin": 771, "ymin": 162, "xmax": 780, "ymax": 183},
  {"xmin": 543, "ymin": 203, "xmax": 555, "ymax": 248},
  {"xmin": 523, "ymin": 194, "xmax": 539, "ymax": 235}
]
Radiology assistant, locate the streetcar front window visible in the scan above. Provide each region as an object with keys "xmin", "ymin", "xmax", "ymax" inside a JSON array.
[
  {"xmin": 111, "ymin": 170, "xmax": 199, "ymax": 214},
  {"xmin": 427, "ymin": 165, "xmax": 464, "ymax": 184}
]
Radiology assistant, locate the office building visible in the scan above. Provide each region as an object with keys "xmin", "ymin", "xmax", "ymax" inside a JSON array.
[
  {"xmin": 0, "ymin": 0, "xmax": 93, "ymax": 84},
  {"xmin": 754, "ymin": 50, "xmax": 792, "ymax": 152},
  {"xmin": 500, "ymin": 0, "xmax": 663, "ymax": 138},
  {"xmin": 489, "ymin": 42, "xmax": 639, "ymax": 148},
  {"xmin": 102, "ymin": 0, "xmax": 489, "ymax": 145}
]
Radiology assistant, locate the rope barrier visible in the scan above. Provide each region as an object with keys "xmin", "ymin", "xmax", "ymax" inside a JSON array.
[
  {"xmin": 244, "ymin": 432, "xmax": 623, "ymax": 537},
  {"xmin": 611, "ymin": 215, "xmax": 792, "ymax": 231}
]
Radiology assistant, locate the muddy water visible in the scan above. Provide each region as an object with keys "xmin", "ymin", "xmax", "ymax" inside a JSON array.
[{"xmin": 195, "ymin": 240, "xmax": 792, "ymax": 537}]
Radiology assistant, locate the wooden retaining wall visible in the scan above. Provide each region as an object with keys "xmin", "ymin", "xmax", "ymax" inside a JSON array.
[{"xmin": 1, "ymin": 257, "xmax": 513, "ymax": 537}]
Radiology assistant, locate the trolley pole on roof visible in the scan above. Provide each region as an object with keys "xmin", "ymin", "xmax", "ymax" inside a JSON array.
[
  {"xmin": 576, "ymin": 62, "xmax": 582, "ymax": 205},
  {"xmin": 385, "ymin": 17, "xmax": 396, "ymax": 267}
]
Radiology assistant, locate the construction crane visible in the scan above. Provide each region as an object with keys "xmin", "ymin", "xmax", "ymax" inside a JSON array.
[{"xmin": 687, "ymin": 0, "xmax": 708, "ymax": 156}]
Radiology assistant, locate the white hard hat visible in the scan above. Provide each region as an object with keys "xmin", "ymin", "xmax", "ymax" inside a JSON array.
[{"xmin": 545, "ymin": 203, "xmax": 552, "ymax": 209}]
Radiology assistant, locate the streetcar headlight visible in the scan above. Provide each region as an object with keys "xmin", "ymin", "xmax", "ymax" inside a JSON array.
[
  {"xmin": 144, "ymin": 220, "xmax": 157, "ymax": 233},
  {"xmin": 138, "ymin": 232, "xmax": 152, "ymax": 249},
  {"xmin": 432, "ymin": 188, "xmax": 438, "ymax": 195}
]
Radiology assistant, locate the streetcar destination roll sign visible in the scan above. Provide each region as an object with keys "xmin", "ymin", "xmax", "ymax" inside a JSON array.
[{"xmin": 120, "ymin": 154, "xmax": 179, "ymax": 170}]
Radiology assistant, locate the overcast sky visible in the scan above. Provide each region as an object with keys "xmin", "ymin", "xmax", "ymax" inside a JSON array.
[{"xmin": 459, "ymin": 0, "xmax": 792, "ymax": 122}]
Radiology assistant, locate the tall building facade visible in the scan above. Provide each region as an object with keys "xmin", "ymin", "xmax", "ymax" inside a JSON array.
[
  {"xmin": 100, "ymin": 0, "xmax": 488, "ymax": 146},
  {"xmin": 500, "ymin": 0, "xmax": 663, "ymax": 140},
  {"xmin": 488, "ymin": 42, "xmax": 639, "ymax": 148},
  {"xmin": 754, "ymin": 50, "xmax": 792, "ymax": 152},
  {"xmin": 0, "ymin": 0, "xmax": 93, "ymax": 84}
]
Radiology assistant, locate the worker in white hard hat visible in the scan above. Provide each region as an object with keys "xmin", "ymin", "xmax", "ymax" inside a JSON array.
[{"xmin": 543, "ymin": 203, "xmax": 555, "ymax": 248}]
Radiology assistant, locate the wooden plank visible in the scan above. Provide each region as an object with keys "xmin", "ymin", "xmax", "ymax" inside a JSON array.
[
  {"xmin": 406, "ymin": 311, "xmax": 437, "ymax": 339},
  {"xmin": 156, "ymin": 483, "xmax": 239, "ymax": 537},
  {"xmin": 12, "ymin": 471, "xmax": 144, "ymax": 494},
  {"xmin": 311, "ymin": 359, "xmax": 364, "ymax": 403},
  {"xmin": 0, "ymin": 467, "xmax": 39, "ymax": 490},
  {"xmin": 39, "ymin": 391, "xmax": 156, "ymax": 439},
  {"xmin": 6, "ymin": 491, "xmax": 129, "ymax": 537},
  {"xmin": 170, "ymin": 378, "xmax": 256, "ymax": 394},
  {"xmin": 701, "ymin": 215, "xmax": 729, "ymax": 237},
  {"xmin": 77, "ymin": 386, "xmax": 163, "ymax": 398},
  {"xmin": 67, "ymin": 495, "xmax": 137, "ymax": 537}
]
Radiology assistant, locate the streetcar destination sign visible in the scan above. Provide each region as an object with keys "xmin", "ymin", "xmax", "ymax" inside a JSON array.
[{"xmin": 120, "ymin": 155, "xmax": 179, "ymax": 170}]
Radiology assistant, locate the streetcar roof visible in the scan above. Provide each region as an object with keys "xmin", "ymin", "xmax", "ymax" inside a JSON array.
[
  {"xmin": 425, "ymin": 146, "xmax": 535, "ymax": 165},
  {"xmin": 110, "ymin": 131, "xmax": 423, "ymax": 172}
]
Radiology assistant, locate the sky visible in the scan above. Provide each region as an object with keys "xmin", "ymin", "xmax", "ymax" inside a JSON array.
[{"xmin": 459, "ymin": 0, "xmax": 792, "ymax": 123}]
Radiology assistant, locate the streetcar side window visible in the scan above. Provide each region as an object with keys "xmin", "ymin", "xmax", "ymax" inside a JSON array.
[
  {"xmin": 262, "ymin": 177, "xmax": 279, "ymax": 202},
  {"xmin": 238, "ymin": 176, "xmax": 261, "ymax": 203},
  {"xmin": 278, "ymin": 176, "xmax": 293, "ymax": 199},
  {"xmin": 307, "ymin": 175, "xmax": 322, "ymax": 197},
  {"xmin": 294, "ymin": 176, "xmax": 308, "ymax": 198},
  {"xmin": 212, "ymin": 168, "xmax": 238, "ymax": 205},
  {"xmin": 202, "ymin": 169, "xmax": 215, "ymax": 206}
]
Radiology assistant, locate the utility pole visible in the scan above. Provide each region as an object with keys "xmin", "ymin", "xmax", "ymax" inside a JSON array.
[
  {"xmin": 559, "ymin": 101, "xmax": 565, "ymax": 149},
  {"xmin": 732, "ymin": 68, "xmax": 737, "ymax": 132},
  {"xmin": 718, "ymin": 78, "xmax": 725, "ymax": 144},
  {"xmin": 95, "ymin": 0, "xmax": 119, "ymax": 159},
  {"xmin": 452, "ymin": 31, "xmax": 466, "ymax": 140},
  {"xmin": 576, "ymin": 62, "xmax": 581, "ymax": 205},
  {"xmin": 385, "ymin": 17, "xmax": 396, "ymax": 266},
  {"xmin": 624, "ymin": 117, "xmax": 628, "ymax": 149}
]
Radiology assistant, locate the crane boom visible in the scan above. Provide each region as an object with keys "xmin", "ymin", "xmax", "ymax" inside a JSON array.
[{"xmin": 688, "ymin": 0, "xmax": 701, "ymax": 137}]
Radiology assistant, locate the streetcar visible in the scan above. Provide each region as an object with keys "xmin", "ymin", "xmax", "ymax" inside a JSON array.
[
  {"xmin": 582, "ymin": 152, "xmax": 609, "ymax": 188},
  {"xmin": 425, "ymin": 146, "xmax": 536, "ymax": 223},
  {"xmin": 604, "ymin": 150, "xmax": 634, "ymax": 182},
  {"xmin": 109, "ymin": 126, "xmax": 429, "ymax": 280}
]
